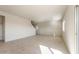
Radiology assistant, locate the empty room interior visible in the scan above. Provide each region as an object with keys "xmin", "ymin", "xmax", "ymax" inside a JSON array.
[{"xmin": 0, "ymin": 5, "xmax": 77, "ymax": 54}]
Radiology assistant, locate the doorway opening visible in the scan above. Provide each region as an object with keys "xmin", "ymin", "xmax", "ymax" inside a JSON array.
[{"xmin": 0, "ymin": 15, "xmax": 5, "ymax": 42}]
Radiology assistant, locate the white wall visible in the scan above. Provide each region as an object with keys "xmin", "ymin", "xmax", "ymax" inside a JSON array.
[
  {"xmin": 0, "ymin": 11, "xmax": 36, "ymax": 42},
  {"xmin": 0, "ymin": 16, "xmax": 2, "ymax": 40},
  {"xmin": 62, "ymin": 6, "xmax": 76, "ymax": 53},
  {"xmin": 37, "ymin": 20, "xmax": 62, "ymax": 36},
  {"xmin": 76, "ymin": 6, "xmax": 79, "ymax": 53}
]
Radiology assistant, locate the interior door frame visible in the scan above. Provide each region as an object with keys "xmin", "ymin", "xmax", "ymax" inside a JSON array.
[{"xmin": 0, "ymin": 15, "xmax": 5, "ymax": 42}]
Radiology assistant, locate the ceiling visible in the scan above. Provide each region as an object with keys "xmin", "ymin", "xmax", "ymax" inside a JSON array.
[{"xmin": 0, "ymin": 5, "xmax": 67, "ymax": 23}]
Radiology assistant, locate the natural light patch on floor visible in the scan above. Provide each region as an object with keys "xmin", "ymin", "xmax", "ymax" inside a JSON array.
[
  {"xmin": 40, "ymin": 45, "xmax": 52, "ymax": 54},
  {"xmin": 39, "ymin": 45, "xmax": 63, "ymax": 54}
]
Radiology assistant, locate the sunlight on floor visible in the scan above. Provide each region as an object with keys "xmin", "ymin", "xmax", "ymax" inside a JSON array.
[
  {"xmin": 39, "ymin": 45, "xmax": 63, "ymax": 54},
  {"xmin": 40, "ymin": 45, "xmax": 52, "ymax": 54}
]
